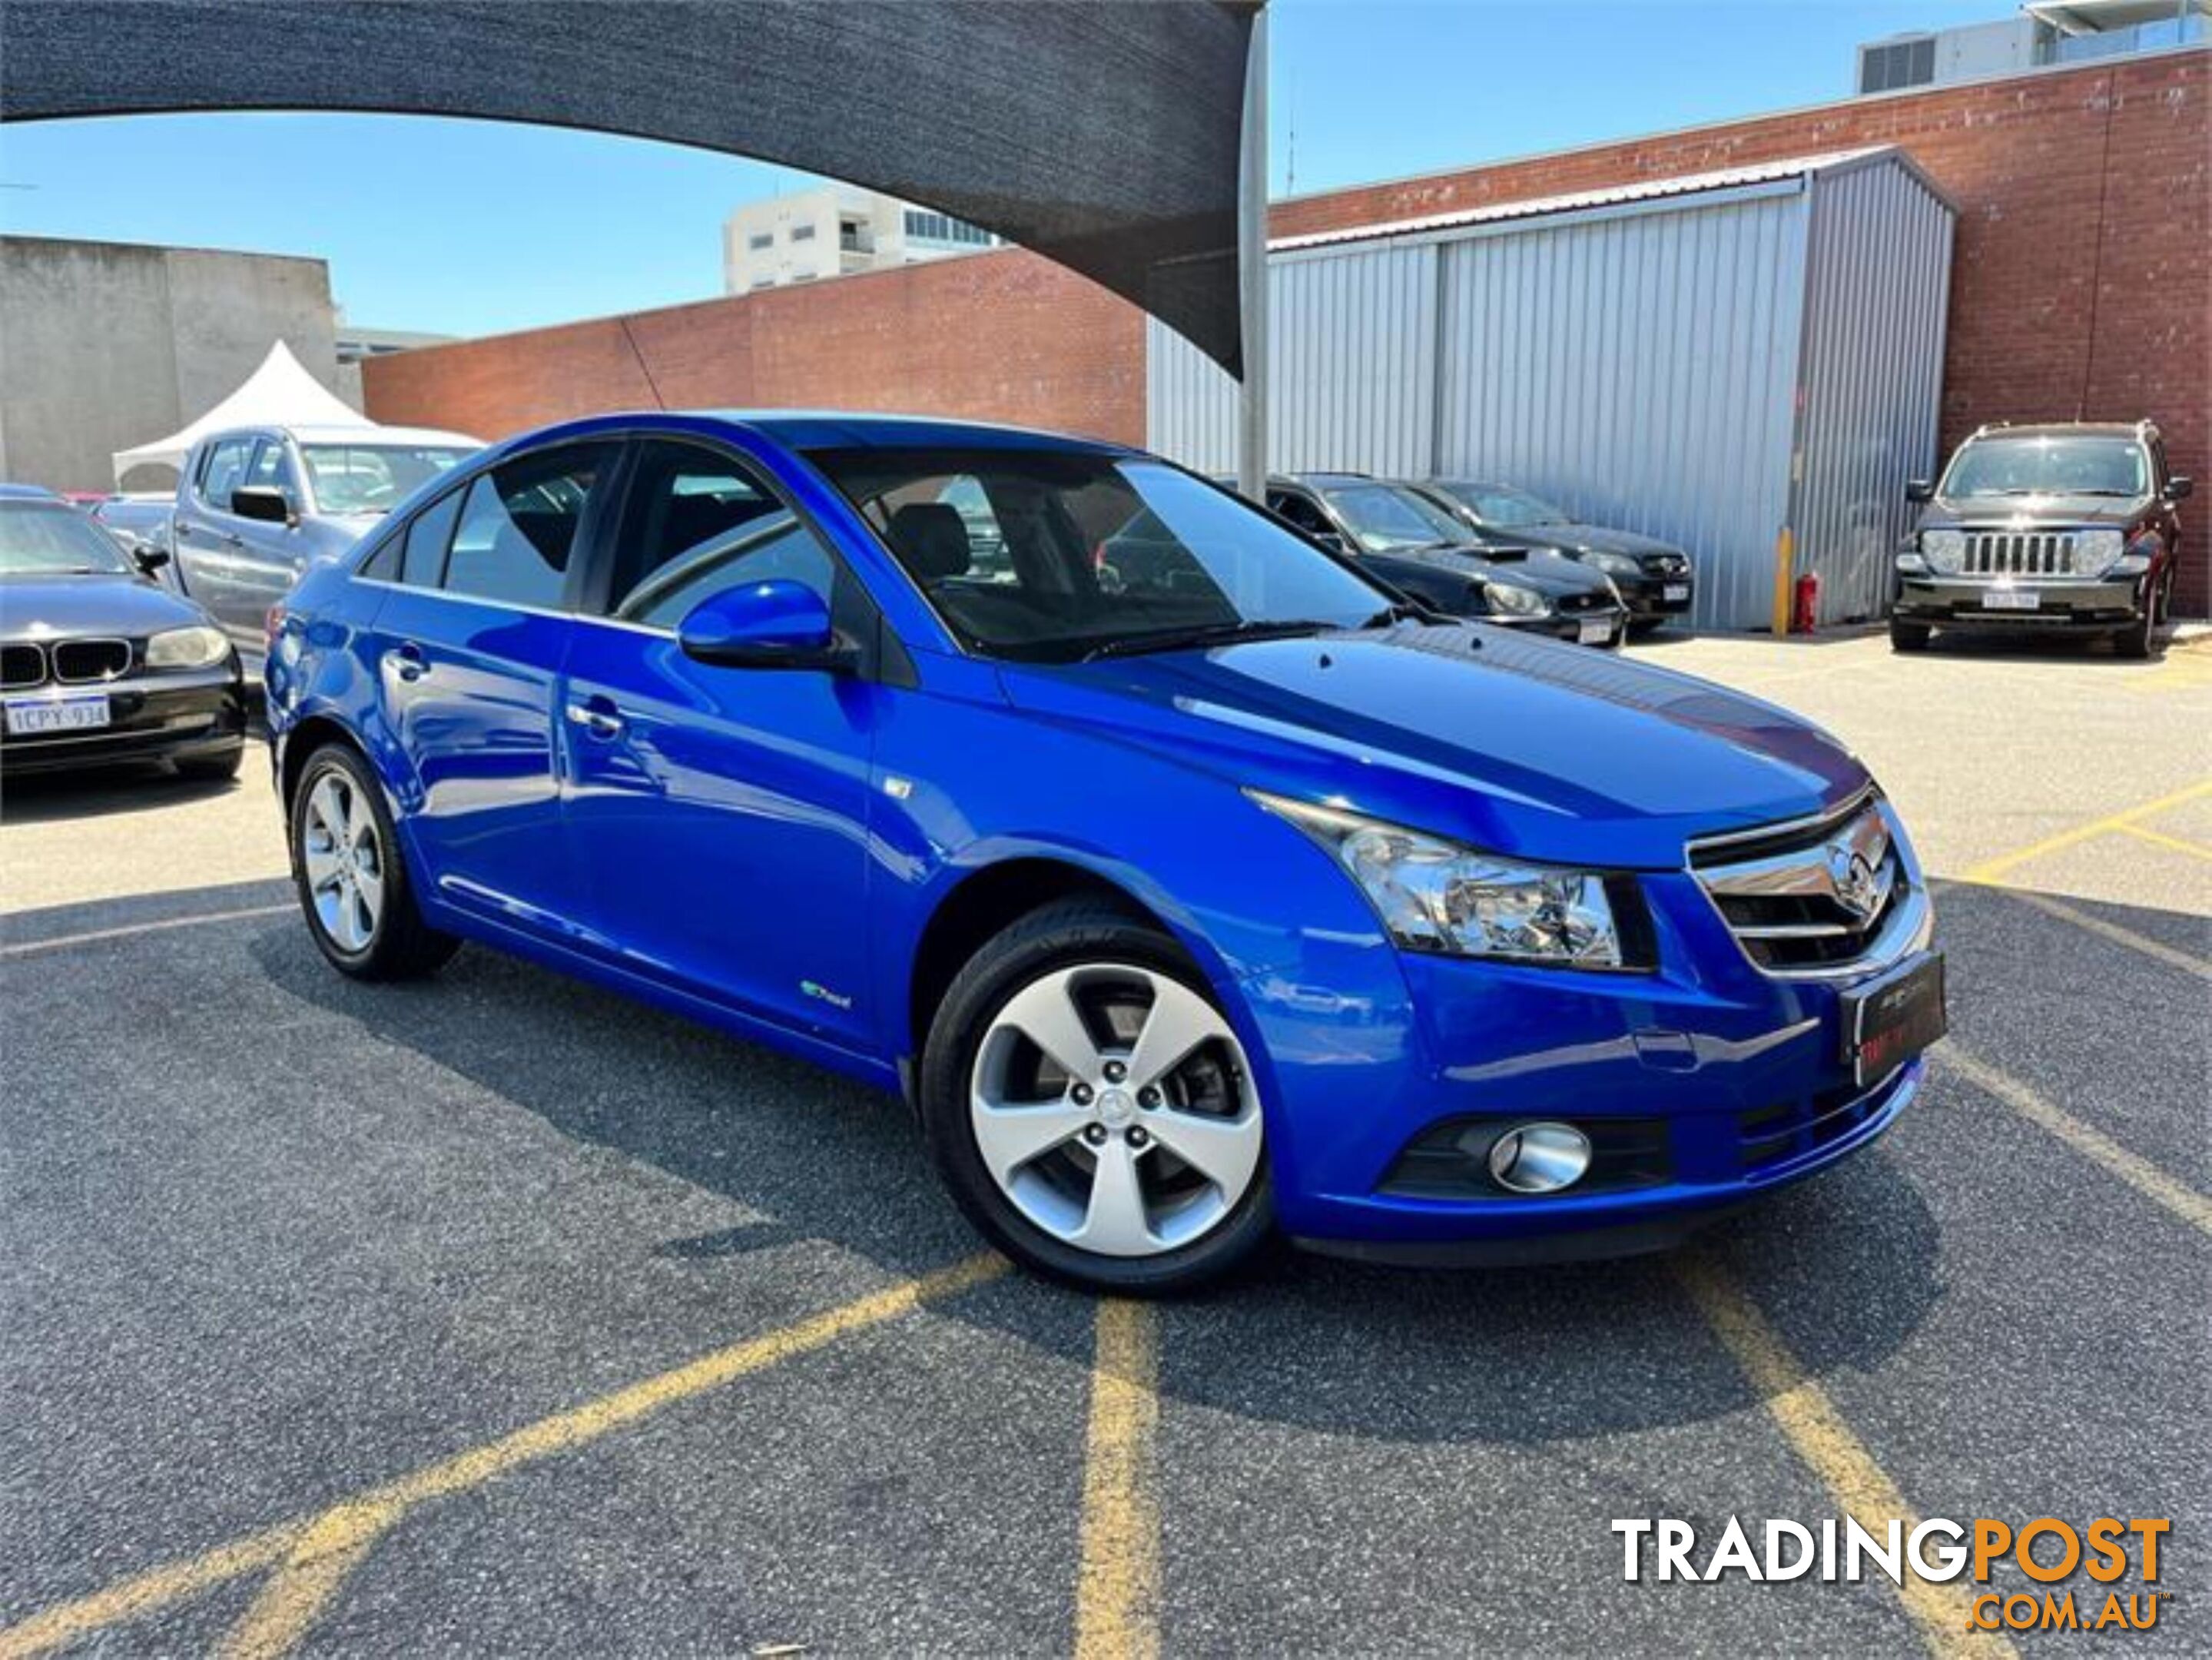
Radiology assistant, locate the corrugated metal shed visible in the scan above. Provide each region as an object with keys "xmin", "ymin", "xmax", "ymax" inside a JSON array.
[{"xmin": 1149, "ymin": 147, "xmax": 1956, "ymax": 629}]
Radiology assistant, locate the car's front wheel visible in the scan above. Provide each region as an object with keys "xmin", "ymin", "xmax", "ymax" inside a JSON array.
[
  {"xmin": 290, "ymin": 742, "xmax": 459, "ymax": 981},
  {"xmin": 1889, "ymin": 618, "xmax": 1932, "ymax": 652},
  {"xmin": 920, "ymin": 899, "xmax": 1272, "ymax": 1293}
]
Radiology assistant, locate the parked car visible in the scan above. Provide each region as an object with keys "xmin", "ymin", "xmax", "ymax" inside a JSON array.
[
  {"xmin": 1252, "ymin": 473, "xmax": 1628, "ymax": 648},
  {"xmin": 1893, "ymin": 420, "xmax": 2190, "ymax": 658},
  {"xmin": 0, "ymin": 483, "xmax": 247, "ymax": 779},
  {"xmin": 172, "ymin": 423, "xmax": 480, "ymax": 672},
  {"xmin": 267, "ymin": 413, "xmax": 1942, "ymax": 1293},
  {"xmin": 1414, "ymin": 481, "xmax": 1695, "ymax": 633}
]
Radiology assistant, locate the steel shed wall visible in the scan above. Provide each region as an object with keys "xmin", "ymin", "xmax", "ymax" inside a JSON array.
[
  {"xmin": 1432, "ymin": 190, "xmax": 1809, "ymax": 630},
  {"xmin": 1792, "ymin": 159, "xmax": 1956, "ymax": 626}
]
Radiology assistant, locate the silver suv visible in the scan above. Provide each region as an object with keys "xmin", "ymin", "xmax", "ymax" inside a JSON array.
[{"xmin": 173, "ymin": 423, "xmax": 479, "ymax": 671}]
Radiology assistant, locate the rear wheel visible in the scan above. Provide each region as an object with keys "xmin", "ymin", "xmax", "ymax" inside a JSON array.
[
  {"xmin": 290, "ymin": 743, "xmax": 459, "ymax": 980},
  {"xmin": 1889, "ymin": 618, "xmax": 1932, "ymax": 652},
  {"xmin": 919, "ymin": 899, "xmax": 1272, "ymax": 1293}
]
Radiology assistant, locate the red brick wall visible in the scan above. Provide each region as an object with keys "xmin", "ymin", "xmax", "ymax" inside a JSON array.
[
  {"xmin": 1272, "ymin": 51, "xmax": 2210, "ymax": 615},
  {"xmin": 363, "ymin": 247, "xmax": 1146, "ymax": 447},
  {"xmin": 366, "ymin": 51, "xmax": 2207, "ymax": 612}
]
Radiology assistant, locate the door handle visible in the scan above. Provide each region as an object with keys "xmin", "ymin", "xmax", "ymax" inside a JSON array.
[
  {"xmin": 383, "ymin": 642, "xmax": 427, "ymax": 683},
  {"xmin": 564, "ymin": 700, "xmax": 625, "ymax": 739}
]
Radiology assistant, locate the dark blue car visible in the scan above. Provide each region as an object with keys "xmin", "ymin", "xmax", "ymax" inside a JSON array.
[{"xmin": 265, "ymin": 413, "xmax": 1944, "ymax": 1292}]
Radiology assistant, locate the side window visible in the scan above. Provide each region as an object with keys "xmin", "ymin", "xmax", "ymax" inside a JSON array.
[
  {"xmin": 441, "ymin": 443, "xmax": 613, "ymax": 608},
  {"xmin": 602, "ymin": 441, "xmax": 836, "ymax": 629},
  {"xmin": 244, "ymin": 437, "xmax": 302, "ymax": 499},
  {"xmin": 200, "ymin": 437, "xmax": 255, "ymax": 511},
  {"xmin": 396, "ymin": 487, "xmax": 466, "ymax": 586},
  {"xmin": 1269, "ymin": 491, "xmax": 1329, "ymax": 536}
]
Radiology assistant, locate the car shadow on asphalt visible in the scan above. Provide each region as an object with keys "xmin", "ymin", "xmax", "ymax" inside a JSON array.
[
  {"xmin": 247, "ymin": 917, "xmax": 1955, "ymax": 1449},
  {"xmin": 0, "ymin": 759, "xmax": 250, "ymax": 823}
]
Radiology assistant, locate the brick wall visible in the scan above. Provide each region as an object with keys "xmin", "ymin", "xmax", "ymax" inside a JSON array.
[
  {"xmin": 363, "ymin": 247, "xmax": 1147, "ymax": 447},
  {"xmin": 366, "ymin": 50, "xmax": 2207, "ymax": 613}
]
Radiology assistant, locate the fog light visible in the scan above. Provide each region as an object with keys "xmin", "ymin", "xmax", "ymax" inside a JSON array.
[{"xmin": 1487, "ymin": 1123, "xmax": 1592, "ymax": 1194}]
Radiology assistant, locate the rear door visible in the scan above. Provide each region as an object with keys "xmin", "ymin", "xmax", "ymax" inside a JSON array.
[{"xmin": 367, "ymin": 440, "xmax": 618, "ymax": 941}]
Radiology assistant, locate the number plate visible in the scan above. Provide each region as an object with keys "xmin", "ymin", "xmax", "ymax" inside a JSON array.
[
  {"xmin": 1842, "ymin": 952, "xmax": 1947, "ymax": 1087},
  {"xmin": 4, "ymin": 692, "xmax": 111, "ymax": 735},
  {"xmin": 1663, "ymin": 583, "xmax": 1690, "ymax": 603},
  {"xmin": 1577, "ymin": 618, "xmax": 1613, "ymax": 646},
  {"xmin": 1983, "ymin": 588, "xmax": 2040, "ymax": 610}
]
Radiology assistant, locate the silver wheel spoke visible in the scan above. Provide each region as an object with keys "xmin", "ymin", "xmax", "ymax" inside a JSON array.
[
  {"xmin": 300, "ymin": 842, "xmax": 342, "ymax": 891},
  {"xmin": 1073, "ymin": 1141, "xmax": 1156, "ymax": 1256},
  {"xmin": 1125, "ymin": 978, "xmax": 1226, "ymax": 1092},
  {"xmin": 352, "ymin": 858, "xmax": 384, "ymax": 926},
  {"xmin": 993, "ymin": 973, "xmax": 1106, "ymax": 1085},
  {"xmin": 1147, "ymin": 1107, "xmax": 1263, "ymax": 1196},
  {"xmin": 970, "ymin": 1098, "xmax": 1092, "ymax": 1186}
]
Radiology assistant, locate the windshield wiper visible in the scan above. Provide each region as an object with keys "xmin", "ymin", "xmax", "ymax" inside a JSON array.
[{"xmin": 1083, "ymin": 618, "xmax": 1345, "ymax": 661}]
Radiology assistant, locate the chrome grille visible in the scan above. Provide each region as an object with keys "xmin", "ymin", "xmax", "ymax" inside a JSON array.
[
  {"xmin": 2, "ymin": 643, "xmax": 45, "ymax": 689},
  {"xmin": 1962, "ymin": 531, "xmax": 2082, "ymax": 576},
  {"xmin": 1690, "ymin": 797, "xmax": 1906, "ymax": 974},
  {"xmin": 51, "ymin": 639, "xmax": 132, "ymax": 683}
]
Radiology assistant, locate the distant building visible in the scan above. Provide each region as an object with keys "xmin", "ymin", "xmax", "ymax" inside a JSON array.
[
  {"xmin": 721, "ymin": 184, "xmax": 1000, "ymax": 294},
  {"xmin": 334, "ymin": 319, "xmax": 456, "ymax": 409},
  {"xmin": 0, "ymin": 235, "xmax": 349, "ymax": 494},
  {"xmin": 1856, "ymin": 0, "xmax": 2205, "ymax": 95}
]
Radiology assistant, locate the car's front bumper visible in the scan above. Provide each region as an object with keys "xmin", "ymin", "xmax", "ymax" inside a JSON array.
[
  {"xmin": 1609, "ymin": 569, "xmax": 1695, "ymax": 622},
  {"xmin": 1232, "ymin": 857, "xmax": 1935, "ymax": 1261},
  {"xmin": 0, "ymin": 666, "xmax": 247, "ymax": 774},
  {"xmin": 1488, "ymin": 606, "xmax": 1628, "ymax": 648},
  {"xmin": 1895, "ymin": 575, "xmax": 2146, "ymax": 632}
]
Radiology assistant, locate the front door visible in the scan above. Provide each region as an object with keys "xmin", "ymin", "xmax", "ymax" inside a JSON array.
[
  {"xmin": 559, "ymin": 437, "xmax": 878, "ymax": 1047},
  {"xmin": 369, "ymin": 440, "xmax": 617, "ymax": 941},
  {"xmin": 171, "ymin": 433, "xmax": 260, "ymax": 644},
  {"xmin": 226, "ymin": 435, "xmax": 310, "ymax": 646}
]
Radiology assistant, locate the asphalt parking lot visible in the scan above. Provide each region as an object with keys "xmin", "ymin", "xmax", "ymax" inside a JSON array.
[{"xmin": 3, "ymin": 627, "xmax": 2207, "ymax": 1658}]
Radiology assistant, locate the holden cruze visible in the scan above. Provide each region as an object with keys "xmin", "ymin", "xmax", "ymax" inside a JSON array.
[{"xmin": 264, "ymin": 413, "xmax": 1945, "ymax": 1293}]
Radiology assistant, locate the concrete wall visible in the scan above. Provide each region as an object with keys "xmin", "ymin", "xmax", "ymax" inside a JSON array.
[{"xmin": 0, "ymin": 237, "xmax": 345, "ymax": 493}]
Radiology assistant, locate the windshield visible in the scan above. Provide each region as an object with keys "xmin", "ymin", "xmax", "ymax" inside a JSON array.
[
  {"xmin": 0, "ymin": 501, "xmax": 135, "ymax": 576},
  {"xmin": 811, "ymin": 450, "xmax": 1398, "ymax": 662},
  {"xmin": 301, "ymin": 444, "xmax": 475, "ymax": 516},
  {"xmin": 1437, "ymin": 483, "xmax": 1569, "ymax": 528},
  {"xmin": 1940, "ymin": 436, "xmax": 2148, "ymax": 500},
  {"xmin": 1323, "ymin": 483, "xmax": 1466, "ymax": 553}
]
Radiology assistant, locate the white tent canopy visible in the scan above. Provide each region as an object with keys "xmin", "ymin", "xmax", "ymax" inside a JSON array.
[{"xmin": 112, "ymin": 340, "xmax": 371, "ymax": 486}]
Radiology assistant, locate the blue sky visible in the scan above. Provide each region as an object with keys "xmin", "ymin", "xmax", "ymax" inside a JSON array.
[{"xmin": 0, "ymin": 0, "xmax": 2015, "ymax": 339}]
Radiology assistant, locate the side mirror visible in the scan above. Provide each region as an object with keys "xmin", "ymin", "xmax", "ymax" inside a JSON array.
[
  {"xmin": 678, "ymin": 579, "xmax": 850, "ymax": 671},
  {"xmin": 231, "ymin": 485, "xmax": 296, "ymax": 526},
  {"xmin": 2166, "ymin": 476, "xmax": 2194, "ymax": 501},
  {"xmin": 1905, "ymin": 479, "xmax": 1935, "ymax": 503},
  {"xmin": 131, "ymin": 542, "xmax": 171, "ymax": 574}
]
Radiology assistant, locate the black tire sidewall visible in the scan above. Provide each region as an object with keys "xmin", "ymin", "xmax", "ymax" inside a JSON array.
[{"xmin": 919, "ymin": 905, "xmax": 1275, "ymax": 1295}]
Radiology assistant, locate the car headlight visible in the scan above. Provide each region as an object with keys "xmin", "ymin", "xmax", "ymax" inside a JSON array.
[
  {"xmin": 2073, "ymin": 529, "xmax": 2125, "ymax": 575},
  {"xmin": 143, "ymin": 625, "xmax": 231, "ymax": 670},
  {"xmin": 1896, "ymin": 550, "xmax": 1930, "ymax": 574},
  {"xmin": 1484, "ymin": 580, "xmax": 1548, "ymax": 617},
  {"xmin": 1585, "ymin": 549, "xmax": 1640, "ymax": 577},
  {"xmin": 2107, "ymin": 551, "xmax": 2151, "ymax": 576},
  {"xmin": 1919, "ymin": 530, "xmax": 1965, "ymax": 574},
  {"xmin": 1250, "ymin": 792, "xmax": 1627, "ymax": 968}
]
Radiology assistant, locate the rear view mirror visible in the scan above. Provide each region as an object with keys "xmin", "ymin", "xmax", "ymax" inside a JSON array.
[
  {"xmin": 1904, "ymin": 479, "xmax": 1935, "ymax": 503},
  {"xmin": 231, "ymin": 486, "xmax": 296, "ymax": 526},
  {"xmin": 678, "ymin": 579, "xmax": 851, "ymax": 672},
  {"xmin": 2167, "ymin": 476, "xmax": 2194, "ymax": 501}
]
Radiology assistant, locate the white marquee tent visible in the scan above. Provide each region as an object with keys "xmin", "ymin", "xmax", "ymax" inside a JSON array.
[{"xmin": 112, "ymin": 340, "xmax": 371, "ymax": 486}]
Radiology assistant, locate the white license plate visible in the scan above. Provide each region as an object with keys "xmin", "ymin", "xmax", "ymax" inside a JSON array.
[
  {"xmin": 1578, "ymin": 618, "xmax": 1613, "ymax": 646},
  {"xmin": 1663, "ymin": 583, "xmax": 1690, "ymax": 602},
  {"xmin": 1983, "ymin": 588, "xmax": 2041, "ymax": 610},
  {"xmin": 4, "ymin": 692, "xmax": 112, "ymax": 735}
]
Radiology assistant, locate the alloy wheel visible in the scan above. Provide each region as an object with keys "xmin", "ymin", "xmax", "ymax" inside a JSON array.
[
  {"xmin": 969, "ymin": 962, "xmax": 1262, "ymax": 1258},
  {"xmin": 300, "ymin": 772, "xmax": 385, "ymax": 952}
]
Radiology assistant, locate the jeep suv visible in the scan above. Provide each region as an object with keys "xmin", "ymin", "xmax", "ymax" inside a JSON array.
[{"xmin": 1894, "ymin": 421, "xmax": 2190, "ymax": 657}]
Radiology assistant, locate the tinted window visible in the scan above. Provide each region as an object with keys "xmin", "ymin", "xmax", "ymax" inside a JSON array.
[
  {"xmin": 245, "ymin": 437, "xmax": 302, "ymax": 497},
  {"xmin": 0, "ymin": 501, "xmax": 135, "ymax": 575},
  {"xmin": 300, "ymin": 444, "xmax": 474, "ymax": 515},
  {"xmin": 1268, "ymin": 491, "xmax": 1331, "ymax": 536},
  {"xmin": 441, "ymin": 443, "xmax": 612, "ymax": 608},
  {"xmin": 602, "ymin": 442, "xmax": 835, "ymax": 629},
  {"xmin": 396, "ymin": 487, "xmax": 466, "ymax": 586},
  {"xmin": 201, "ymin": 437, "xmax": 255, "ymax": 510},
  {"xmin": 1942, "ymin": 437, "xmax": 2148, "ymax": 500}
]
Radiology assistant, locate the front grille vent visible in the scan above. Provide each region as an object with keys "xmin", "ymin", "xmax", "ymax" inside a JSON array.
[
  {"xmin": 1557, "ymin": 589, "xmax": 1610, "ymax": 614},
  {"xmin": 1645, "ymin": 553, "xmax": 1690, "ymax": 577},
  {"xmin": 1962, "ymin": 531, "xmax": 2084, "ymax": 576},
  {"xmin": 1690, "ymin": 798, "xmax": 1905, "ymax": 973},
  {"xmin": 2, "ymin": 643, "xmax": 45, "ymax": 689},
  {"xmin": 51, "ymin": 639, "xmax": 133, "ymax": 683}
]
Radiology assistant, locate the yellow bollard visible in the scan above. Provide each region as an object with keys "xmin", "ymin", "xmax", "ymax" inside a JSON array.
[{"xmin": 1771, "ymin": 526, "xmax": 1796, "ymax": 636}]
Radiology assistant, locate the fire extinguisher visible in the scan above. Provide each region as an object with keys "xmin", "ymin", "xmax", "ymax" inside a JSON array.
[{"xmin": 1791, "ymin": 571, "xmax": 1820, "ymax": 636}]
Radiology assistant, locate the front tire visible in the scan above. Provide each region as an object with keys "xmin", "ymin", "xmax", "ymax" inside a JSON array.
[
  {"xmin": 290, "ymin": 742, "xmax": 459, "ymax": 980},
  {"xmin": 2114, "ymin": 593, "xmax": 2156, "ymax": 659},
  {"xmin": 1889, "ymin": 618, "xmax": 1932, "ymax": 652},
  {"xmin": 918, "ymin": 898, "xmax": 1273, "ymax": 1294}
]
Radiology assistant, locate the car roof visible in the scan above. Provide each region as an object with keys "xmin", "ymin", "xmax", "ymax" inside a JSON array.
[
  {"xmin": 0, "ymin": 483, "xmax": 61, "ymax": 501},
  {"xmin": 1968, "ymin": 423, "xmax": 2146, "ymax": 441},
  {"xmin": 480, "ymin": 410, "xmax": 1139, "ymax": 460},
  {"xmin": 199, "ymin": 423, "xmax": 481, "ymax": 447}
]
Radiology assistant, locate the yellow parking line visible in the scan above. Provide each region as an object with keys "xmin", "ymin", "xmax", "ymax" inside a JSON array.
[
  {"xmin": 1073, "ymin": 1300, "xmax": 1162, "ymax": 1660},
  {"xmin": 1677, "ymin": 1258, "xmax": 2017, "ymax": 1660},
  {"xmin": 0, "ymin": 902, "xmax": 294, "ymax": 958},
  {"xmin": 2115, "ymin": 821, "xmax": 2212, "ymax": 862},
  {"xmin": 1960, "ymin": 778, "xmax": 2212, "ymax": 885},
  {"xmin": 1936, "ymin": 1047, "xmax": 2212, "ymax": 1236},
  {"xmin": 2000, "ymin": 889, "xmax": 2211, "ymax": 981},
  {"xmin": 0, "ymin": 1254, "xmax": 1006, "ymax": 1660}
]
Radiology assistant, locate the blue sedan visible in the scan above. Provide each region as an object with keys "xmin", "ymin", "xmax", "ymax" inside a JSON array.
[{"xmin": 264, "ymin": 412, "xmax": 1944, "ymax": 1293}]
